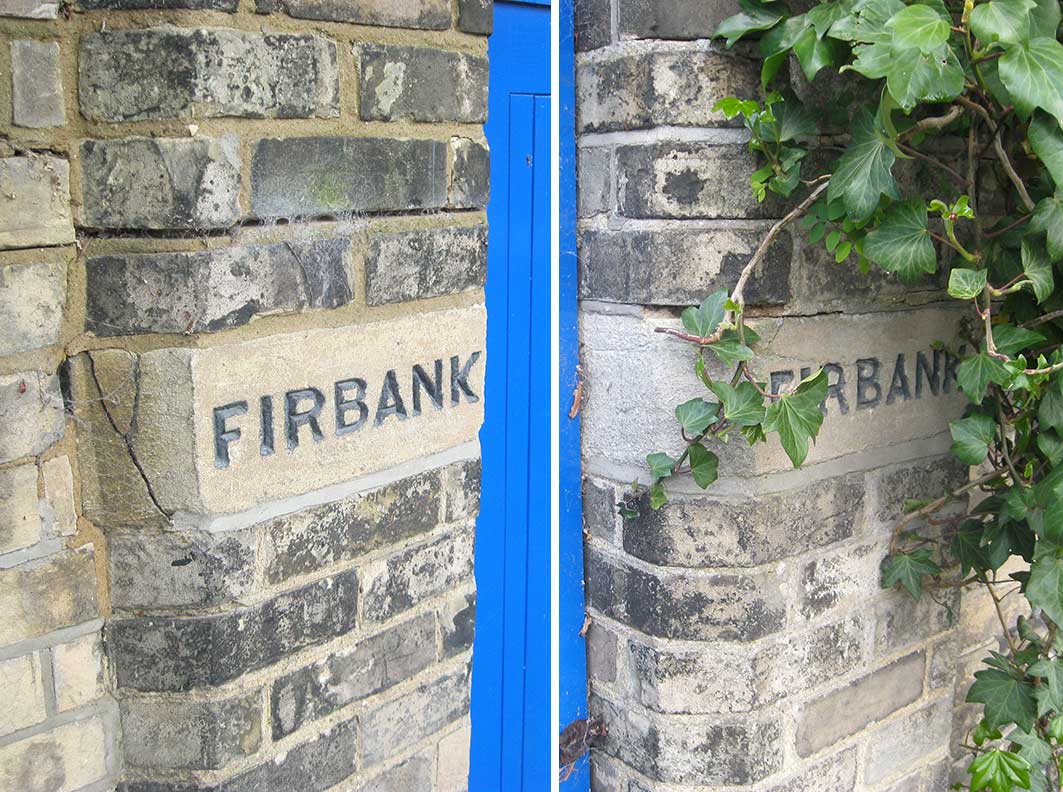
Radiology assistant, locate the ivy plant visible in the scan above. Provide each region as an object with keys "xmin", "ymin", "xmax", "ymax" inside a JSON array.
[{"xmin": 625, "ymin": 0, "xmax": 1063, "ymax": 787}]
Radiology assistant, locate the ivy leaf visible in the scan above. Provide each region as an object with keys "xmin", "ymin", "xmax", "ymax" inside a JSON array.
[
  {"xmin": 828, "ymin": 108, "xmax": 899, "ymax": 221},
  {"xmin": 948, "ymin": 268, "xmax": 988, "ymax": 299},
  {"xmin": 1031, "ymin": 195, "xmax": 1063, "ymax": 260},
  {"xmin": 675, "ymin": 398, "xmax": 719, "ymax": 436},
  {"xmin": 715, "ymin": 0, "xmax": 787, "ymax": 46},
  {"xmin": 792, "ymin": 24, "xmax": 841, "ymax": 80},
  {"xmin": 847, "ymin": 41, "xmax": 893, "ymax": 78},
  {"xmin": 881, "ymin": 547, "xmax": 941, "ymax": 599},
  {"xmin": 649, "ymin": 480, "xmax": 668, "ymax": 510},
  {"xmin": 863, "ymin": 200, "xmax": 937, "ymax": 283},
  {"xmin": 1027, "ymin": 555, "xmax": 1063, "ymax": 628},
  {"xmin": 1029, "ymin": 111, "xmax": 1063, "ymax": 189},
  {"xmin": 688, "ymin": 443, "xmax": 720, "ymax": 490},
  {"xmin": 970, "ymin": 0, "xmax": 1035, "ymax": 46},
  {"xmin": 646, "ymin": 452, "xmax": 676, "ymax": 479},
  {"xmin": 957, "ymin": 353, "xmax": 1011, "ymax": 403},
  {"xmin": 760, "ymin": 15, "xmax": 812, "ymax": 85},
  {"xmin": 885, "ymin": 4, "xmax": 951, "ymax": 51},
  {"xmin": 682, "ymin": 290, "xmax": 729, "ymax": 338},
  {"xmin": 950, "ymin": 414, "xmax": 997, "ymax": 465},
  {"xmin": 993, "ymin": 325, "xmax": 1046, "ymax": 356},
  {"xmin": 1029, "ymin": 0, "xmax": 1062, "ymax": 39},
  {"xmin": 1029, "ymin": 659, "xmax": 1063, "ymax": 716},
  {"xmin": 967, "ymin": 669, "xmax": 1037, "ymax": 732},
  {"xmin": 710, "ymin": 380, "xmax": 767, "ymax": 426},
  {"xmin": 708, "ymin": 338, "xmax": 755, "ymax": 366},
  {"xmin": 953, "ymin": 523, "xmax": 992, "ymax": 576},
  {"xmin": 763, "ymin": 369, "xmax": 829, "ymax": 467},
  {"xmin": 968, "ymin": 749, "xmax": 1033, "ymax": 792},
  {"xmin": 1039, "ymin": 429, "xmax": 1063, "ymax": 465},
  {"xmin": 760, "ymin": 100, "xmax": 817, "ymax": 142},
  {"xmin": 808, "ymin": 0, "xmax": 855, "ymax": 36},
  {"xmin": 999, "ymin": 38, "xmax": 1063, "ymax": 127},
  {"xmin": 885, "ymin": 44, "xmax": 965, "ymax": 110},
  {"xmin": 973, "ymin": 719, "xmax": 1004, "ymax": 746},
  {"xmin": 829, "ymin": 0, "xmax": 905, "ymax": 42},
  {"xmin": 1022, "ymin": 238, "xmax": 1054, "ymax": 303}
]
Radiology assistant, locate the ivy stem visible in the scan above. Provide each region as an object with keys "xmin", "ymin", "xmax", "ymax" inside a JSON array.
[
  {"xmin": 993, "ymin": 127, "xmax": 1037, "ymax": 212},
  {"xmin": 889, "ymin": 468, "xmax": 1008, "ymax": 553},
  {"xmin": 985, "ymin": 575, "xmax": 1020, "ymax": 655}
]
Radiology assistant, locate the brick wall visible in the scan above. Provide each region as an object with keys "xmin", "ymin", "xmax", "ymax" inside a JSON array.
[
  {"xmin": 573, "ymin": 1, "xmax": 1013, "ymax": 789},
  {"xmin": 0, "ymin": 0, "xmax": 490, "ymax": 789}
]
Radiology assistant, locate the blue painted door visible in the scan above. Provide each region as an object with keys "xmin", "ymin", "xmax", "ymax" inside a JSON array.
[{"xmin": 472, "ymin": 1, "xmax": 551, "ymax": 789}]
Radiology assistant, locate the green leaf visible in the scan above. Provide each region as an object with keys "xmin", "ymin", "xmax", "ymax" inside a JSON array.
[
  {"xmin": 1029, "ymin": 0, "xmax": 1062, "ymax": 39},
  {"xmin": 688, "ymin": 443, "xmax": 720, "ymax": 490},
  {"xmin": 829, "ymin": 0, "xmax": 905, "ymax": 41},
  {"xmin": 646, "ymin": 452, "xmax": 676, "ymax": 479},
  {"xmin": 649, "ymin": 480, "xmax": 668, "ymax": 510},
  {"xmin": 682, "ymin": 289, "xmax": 729, "ymax": 338},
  {"xmin": 1039, "ymin": 429, "xmax": 1063, "ymax": 465},
  {"xmin": 760, "ymin": 16, "xmax": 812, "ymax": 85},
  {"xmin": 1029, "ymin": 659, "xmax": 1063, "ymax": 716},
  {"xmin": 762, "ymin": 369, "xmax": 829, "ymax": 467},
  {"xmin": 948, "ymin": 268, "xmax": 988, "ymax": 299},
  {"xmin": 713, "ymin": 97, "xmax": 760, "ymax": 120},
  {"xmin": 792, "ymin": 24, "xmax": 841, "ymax": 80},
  {"xmin": 863, "ymin": 200, "xmax": 937, "ymax": 283},
  {"xmin": 885, "ymin": 4, "xmax": 950, "ymax": 51},
  {"xmin": 993, "ymin": 324, "xmax": 1047, "ymax": 356},
  {"xmin": 760, "ymin": 100, "xmax": 817, "ymax": 142},
  {"xmin": 1038, "ymin": 382, "xmax": 1063, "ymax": 433},
  {"xmin": 969, "ymin": 749, "xmax": 1033, "ymax": 792},
  {"xmin": 972, "ymin": 719, "xmax": 1004, "ymax": 746},
  {"xmin": 999, "ymin": 38, "xmax": 1063, "ymax": 127},
  {"xmin": 715, "ymin": 0, "xmax": 787, "ymax": 46},
  {"xmin": 971, "ymin": 0, "xmax": 1035, "ymax": 45},
  {"xmin": 881, "ymin": 547, "xmax": 941, "ymax": 598},
  {"xmin": 885, "ymin": 44, "xmax": 965, "ymax": 110},
  {"xmin": 957, "ymin": 353, "xmax": 1011, "ymax": 403},
  {"xmin": 1022, "ymin": 238, "xmax": 1054, "ymax": 303},
  {"xmin": 950, "ymin": 413, "xmax": 997, "ymax": 464},
  {"xmin": 828, "ymin": 109, "xmax": 899, "ymax": 221},
  {"xmin": 710, "ymin": 380, "xmax": 767, "ymax": 426},
  {"xmin": 808, "ymin": 0, "xmax": 855, "ymax": 36},
  {"xmin": 953, "ymin": 523, "xmax": 992, "ymax": 575},
  {"xmin": 708, "ymin": 338, "xmax": 755, "ymax": 366},
  {"xmin": 1027, "ymin": 555, "xmax": 1063, "ymax": 629},
  {"xmin": 1030, "ymin": 111, "xmax": 1063, "ymax": 189},
  {"xmin": 675, "ymin": 398, "xmax": 719, "ymax": 436},
  {"xmin": 1031, "ymin": 195, "xmax": 1063, "ymax": 260},
  {"xmin": 847, "ymin": 41, "xmax": 894, "ymax": 77},
  {"xmin": 967, "ymin": 669, "xmax": 1038, "ymax": 732}
]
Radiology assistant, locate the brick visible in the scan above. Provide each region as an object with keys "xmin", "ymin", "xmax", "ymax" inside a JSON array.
[
  {"xmin": 108, "ymin": 527, "xmax": 256, "ymax": 610},
  {"xmin": 223, "ymin": 718, "xmax": 356, "ymax": 792},
  {"xmin": 577, "ymin": 50, "xmax": 758, "ymax": 133},
  {"xmin": 444, "ymin": 458, "xmax": 481, "ymax": 522},
  {"xmin": 251, "ymin": 137, "xmax": 447, "ymax": 218},
  {"xmin": 0, "ymin": 653, "xmax": 46, "ymax": 736},
  {"xmin": 80, "ymin": 137, "xmax": 241, "ymax": 231},
  {"xmin": 255, "ymin": 0, "xmax": 450, "ymax": 29},
  {"xmin": 870, "ymin": 455, "xmax": 969, "ymax": 527},
  {"xmin": 575, "ymin": 0, "xmax": 610, "ymax": 51},
  {"xmin": 759, "ymin": 748, "xmax": 857, "ymax": 792},
  {"xmin": 71, "ymin": 306, "xmax": 484, "ymax": 515},
  {"xmin": 362, "ymin": 527, "xmax": 474, "ymax": 623},
  {"xmin": 270, "ymin": 612, "xmax": 436, "ymax": 739},
  {"xmin": 52, "ymin": 631, "xmax": 105, "ymax": 711},
  {"xmin": 0, "ymin": 548, "xmax": 97, "ymax": 645},
  {"xmin": 449, "ymin": 138, "xmax": 490, "ymax": 209},
  {"xmin": 579, "ymin": 227, "xmax": 792, "ymax": 307},
  {"xmin": 11, "ymin": 41, "xmax": 64, "ymax": 128},
  {"xmin": 586, "ymin": 620, "xmax": 618, "ymax": 684},
  {"xmin": 85, "ymin": 238, "xmax": 352, "ymax": 337},
  {"xmin": 875, "ymin": 587, "xmax": 958, "ymax": 654},
  {"xmin": 121, "ymin": 691, "xmax": 261, "ymax": 770},
  {"xmin": 360, "ymin": 665, "xmax": 470, "ymax": 766},
  {"xmin": 79, "ymin": 29, "xmax": 339, "ymax": 123},
  {"xmin": 800, "ymin": 541, "xmax": 885, "ymax": 620},
  {"xmin": 437, "ymin": 723, "xmax": 471, "ymax": 791},
  {"xmin": 79, "ymin": 0, "xmax": 236, "ymax": 8},
  {"xmin": 0, "ymin": 260, "xmax": 65, "ymax": 356},
  {"xmin": 623, "ymin": 472, "xmax": 863, "ymax": 567},
  {"xmin": 864, "ymin": 698, "xmax": 952, "ymax": 784},
  {"xmin": 578, "ymin": 147, "xmax": 611, "ymax": 217},
  {"xmin": 0, "ymin": 156, "xmax": 74, "ymax": 250},
  {"xmin": 590, "ymin": 692, "xmax": 782, "ymax": 784},
  {"xmin": 365, "ymin": 224, "xmax": 486, "ymax": 305},
  {"xmin": 109, "ymin": 568, "xmax": 358, "ymax": 692},
  {"xmin": 0, "ymin": 716, "xmax": 108, "ymax": 792},
  {"xmin": 261, "ymin": 468, "xmax": 442, "ymax": 585},
  {"xmin": 40, "ymin": 455, "xmax": 76, "ymax": 537},
  {"xmin": 1, "ymin": 0, "xmax": 59, "ymax": 17},
  {"xmin": 585, "ymin": 548, "xmax": 785, "ymax": 641},
  {"xmin": 617, "ymin": 143, "xmax": 785, "ymax": 219},
  {"xmin": 795, "ymin": 652, "xmax": 925, "ymax": 757},
  {"xmin": 351, "ymin": 751, "xmax": 433, "ymax": 791},
  {"xmin": 439, "ymin": 589, "xmax": 476, "ymax": 657},
  {"xmin": 617, "ymin": 0, "xmax": 740, "ymax": 40},
  {"xmin": 359, "ymin": 45, "xmax": 488, "ymax": 124},
  {"xmin": 457, "ymin": 0, "xmax": 492, "ymax": 33},
  {"xmin": 0, "ymin": 370, "xmax": 65, "ymax": 464},
  {"xmin": 583, "ymin": 478, "xmax": 618, "ymax": 544},
  {"xmin": 0, "ymin": 463, "xmax": 42, "ymax": 555}
]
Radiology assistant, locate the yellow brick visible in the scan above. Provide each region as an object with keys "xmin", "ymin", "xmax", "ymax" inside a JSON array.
[
  {"xmin": 0, "ymin": 653, "xmax": 46, "ymax": 737},
  {"xmin": 52, "ymin": 632, "xmax": 104, "ymax": 712},
  {"xmin": 0, "ymin": 717, "xmax": 108, "ymax": 792}
]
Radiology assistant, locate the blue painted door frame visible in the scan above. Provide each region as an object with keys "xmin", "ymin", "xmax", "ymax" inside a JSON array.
[{"xmin": 472, "ymin": 2, "xmax": 552, "ymax": 789}]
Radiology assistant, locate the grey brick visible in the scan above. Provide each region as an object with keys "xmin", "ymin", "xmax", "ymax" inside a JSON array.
[
  {"xmin": 261, "ymin": 469, "xmax": 442, "ymax": 586},
  {"xmin": 759, "ymin": 748, "xmax": 857, "ymax": 792},
  {"xmin": 270, "ymin": 612, "xmax": 436, "ymax": 739},
  {"xmin": 359, "ymin": 665, "xmax": 470, "ymax": 766},
  {"xmin": 351, "ymin": 754, "xmax": 433, "ymax": 791},
  {"xmin": 575, "ymin": 0, "xmax": 610, "ymax": 51},
  {"xmin": 439, "ymin": 589, "xmax": 476, "ymax": 657},
  {"xmin": 583, "ymin": 478, "xmax": 617, "ymax": 544},
  {"xmin": 457, "ymin": 0, "xmax": 492, "ymax": 34},
  {"xmin": 224, "ymin": 718, "xmax": 358, "ymax": 792},
  {"xmin": 109, "ymin": 569, "xmax": 358, "ymax": 692},
  {"xmin": 577, "ymin": 50, "xmax": 758, "ymax": 133},
  {"xmin": 875, "ymin": 587, "xmax": 958, "ymax": 654},
  {"xmin": 251, "ymin": 137, "xmax": 448, "ymax": 219},
  {"xmin": 585, "ymin": 548, "xmax": 785, "ymax": 641},
  {"xmin": 0, "ymin": 370, "xmax": 65, "ymax": 464},
  {"xmin": 800, "ymin": 541, "xmax": 884, "ymax": 620},
  {"xmin": 1, "ymin": 0, "xmax": 59, "ymax": 17},
  {"xmin": 617, "ymin": 0, "xmax": 740, "ymax": 40},
  {"xmin": 79, "ymin": 0, "xmax": 236, "ymax": 8},
  {"xmin": 255, "ymin": 0, "xmax": 450, "ymax": 29},
  {"xmin": 362, "ymin": 527, "xmax": 474, "ymax": 623},
  {"xmin": 864, "ymin": 698, "xmax": 952, "ymax": 784},
  {"xmin": 0, "ymin": 261, "xmax": 65, "ymax": 356},
  {"xmin": 79, "ymin": 29, "xmax": 339, "ymax": 122},
  {"xmin": 796, "ymin": 652, "xmax": 925, "ymax": 757},
  {"xmin": 450, "ymin": 138, "xmax": 490, "ymax": 209},
  {"xmin": 365, "ymin": 224, "xmax": 486, "ymax": 306},
  {"xmin": 871, "ymin": 455, "xmax": 969, "ymax": 526},
  {"xmin": 0, "ymin": 156, "xmax": 74, "ymax": 251},
  {"xmin": 121, "ymin": 692, "xmax": 261, "ymax": 770},
  {"xmin": 586, "ymin": 621, "xmax": 618, "ymax": 684},
  {"xmin": 617, "ymin": 143, "xmax": 785, "ymax": 219},
  {"xmin": 622, "ymin": 473, "xmax": 863, "ymax": 567},
  {"xmin": 11, "ymin": 40, "xmax": 64, "ymax": 128},
  {"xmin": 86, "ymin": 239, "xmax": 352, "ymax": 337},
  {"xmin": 578, "ymin": 147, "xmax": 611, "ymax": 217},
  {"xmin": 579, "ymin": 227, "xmax": 792, "ymax": 306},
  {"xmin": 444, "ymin": 458, "xmax": 481, "ymax": 522},
  {"xmin": 80, "ymin": 137, "xmax": 242, "ymax": 230},
  {"xmin": 359, "ymin": 45, "xmax": 488, "ymax": 124}
]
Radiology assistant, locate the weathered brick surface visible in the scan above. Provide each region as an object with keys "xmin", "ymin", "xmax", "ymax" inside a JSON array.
[
  {"xmin": 352, "ymin": 752, "xmax": 434, "ymax": 791},
  {"xmin": 359, "ymin": 45, "xmax": 488, "ymax": 123},
  {"xmin": 52, "ymin": 632, "xmax": 105, "ymax": 712},
  {"xmin": 616, "ymin": 0, "xmax": 739, "ymax": 40},
  {"xmin": 1, "ymin": 0, "xmax": 59, "ymax": 17},
  {"xmin": 11, "ymin": 40, "xmax": 64, "ymax": 128},
  {"xmin": 0, "ymin": 371, "xmax": 65, "ymax": 464},
  {"xmin": 79, "ymin": 29, "xmax": 339, "ymax": 122},
  {"xmin": 457, "ymin": 0, "xmax": 493, "ymax": 33},
  {"xmin": 575, "ymin": 0, "xmax": 611, "ymax": 51},
  {"xmin": 365, "ymin": 224, "xmax": 487, "ymax": 305},
  {"xmin": 439, "ymin": 589, "xmax": 476, "ymax": 657},
  {"xmin": 0, "ymin": 653, "xmax": 47, "ymax": 736},
  {"xmin": 255, "ymin": 0, "xmax": 450, "ymax": 29},
  {"xmin": 863, "ymin": 698, "xmax": 952, "ymax": 784},
  {"xmin": 0, "ymin": 156, "xmax": 74, "ymax": 250},
  {"xmin": 0, "ymin": 549, "xmax": 97, "ymax": 645},
  {"xmin": 449, "ymin": 137, "xmax": 491, "ymax": 208},
  {"xmin": 0, "ymin": 260, "xmax": 65, "ymax": 356},
  {"xmin": 0, "ymin": 464, "xmax": 42, "ymax": 555},
  {"xmin": 0, "ymin": 717, "xmax": 110, "ymax": 792},
  {"xmin": 79, "ymin": 0, "xmax": 237, "ymax": 8}
]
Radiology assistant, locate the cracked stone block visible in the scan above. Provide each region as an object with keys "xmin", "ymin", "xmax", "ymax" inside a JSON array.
[
  {"xmin": 0, "ymin": 260, "xmax": 66, "ymax": 356},
  {"xmin": 79, "ymin": 28, "xmax": 339, "ymax": 122},
  {"xmin": 0, "ymin": 370, "xmax": 65, "ymax": 464},
  {"xmin": 11, "ymin": 40, "xmax": 64, "ymax": 128},
  {"xmin": 254, "ymin": 0, "xmax": 450, "ymax": 29},
  {"xmin": 0, "ymin": 156, "xmax": 75, "ymax": 251},
  {"xmin": 85, "ymin": 238, "xmax": 352, "ymax": 336},
  {"xmin": 80, "ymin": 137, "xmax": 242, "ymax": 230},
  {"xmin": 365, "ymin": 224, "xmax": 486, "ymax": 305},
  {"xmin": 358, "ymin": 44, "xmax": 488, "ymax": 123}
]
